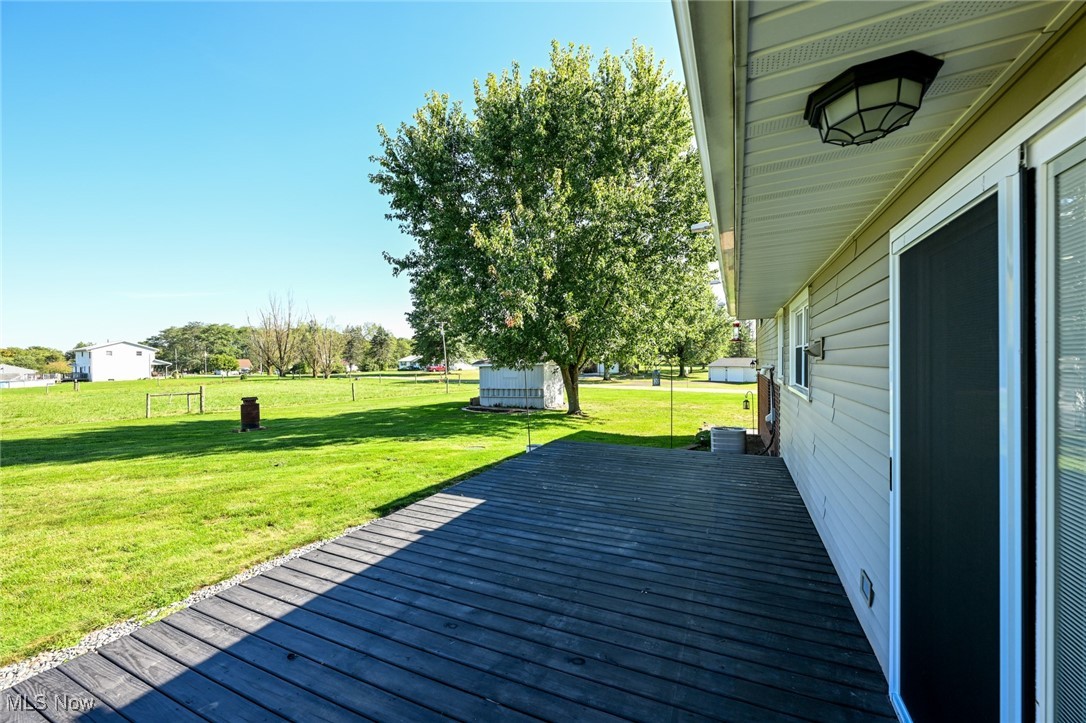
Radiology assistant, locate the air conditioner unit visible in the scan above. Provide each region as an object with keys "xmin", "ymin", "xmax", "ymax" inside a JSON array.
[{"xmin": 710, "ymin": 426, "xmax": 746, "ymax": 454}]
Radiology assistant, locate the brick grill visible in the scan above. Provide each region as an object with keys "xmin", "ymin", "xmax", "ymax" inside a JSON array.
[{"xmin": 240, "ymin": 396, "xmax": 261, "ymax": 431}]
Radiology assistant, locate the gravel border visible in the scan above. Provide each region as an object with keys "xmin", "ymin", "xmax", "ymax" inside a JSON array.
[{"xmin": 0, "ymin": 519, "xmax": 376, "ymax": 691}]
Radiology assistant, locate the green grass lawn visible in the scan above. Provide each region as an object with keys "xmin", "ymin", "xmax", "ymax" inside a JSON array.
[
  {"xmin": 579, "ymin": 366, "xmax": 758, "ymax": 391},
  {"xmin": 0, "ymin": 379, "xmax": 753, "ymax": 664}
]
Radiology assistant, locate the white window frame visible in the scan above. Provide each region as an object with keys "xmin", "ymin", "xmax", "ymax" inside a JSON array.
[
  {"xmin": 1031, "ymin": 103, "xmax": 1086, "ymax": 723},
  {"xmin": 888, "ymin": 66, "xmax": 1085, "ymax": 723},
  {"xmin": 136, "ymin": 351, "xmax": 143, "ymax": 357},
  {"xmin": 787, "ymin": 288, "xmax": 810, "ymax": 398}
]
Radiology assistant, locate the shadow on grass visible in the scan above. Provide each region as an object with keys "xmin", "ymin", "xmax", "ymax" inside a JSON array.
[
  {"xmin": 1, "ymin": 400, "xmax": 580, "ymax": 468},
  {"xmin": 2, "ymin": 400, "xmax": 699, "ymax": 468}
]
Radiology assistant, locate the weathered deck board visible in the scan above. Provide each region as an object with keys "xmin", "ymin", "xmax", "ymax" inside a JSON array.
[
  {"xmin": 10, "ymin": 668, "xmax": 119, "ymax": 722},
  {"xmin": 7, "ymin": 441, "xmax": 896, "ymax": 721}
]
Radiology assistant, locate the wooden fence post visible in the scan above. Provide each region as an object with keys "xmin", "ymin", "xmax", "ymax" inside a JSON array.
[
  {"xmin": 351, "ymin": 382, "xmax": 356, "ymax": 401},
  {"xmin": 146, "ymin": 393, "xmax": 151, "ymax": 418},
  {"xmin": 200, "ymin": 385, "xmax": 205, "ymax": 413},
  {"xmin": 187, "ymin": 394, "xmax": 192, "ymax": 413}
]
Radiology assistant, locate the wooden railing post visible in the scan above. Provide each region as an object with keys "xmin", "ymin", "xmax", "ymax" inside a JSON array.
[
  {"xmin": 199, "ymin": 385, "xmax": 205, "ymax": 413},
  {"xmin": 146, "ymin": 393, "xmax": 151, "ymax": 418},
  {"xmin": 351, "ymin": 382, "xmax": 356, "ymax": 401}
]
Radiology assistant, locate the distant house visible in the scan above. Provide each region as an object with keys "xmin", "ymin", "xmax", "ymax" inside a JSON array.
[
  {"xmin": 237, "ymin": 358, "xmax": 253, "ymax": 373},
  {"xmin": 584, "ymin": 362, "xmax": 620, "ymax": 376},
  {"xmin": 70, "ymin": 341, "xmax": 157, "ymax": 382},
  {"xmin": 397, "ymin": 355, "xmax": 423, "ymax": 370},
  {"xmin": 0, "ymin": 363, "xmax": 51, "ymax": 388},
  {"xmin": 477, "ymin": 361, "xmax": 565, "ymax": 410},
  {"xmin": 0, "ymin": 364, "xmax": 38, "ymax": 381},
  {"xmin": 707, "ymin": 357, "xmax": 757, "ymax": 383}
]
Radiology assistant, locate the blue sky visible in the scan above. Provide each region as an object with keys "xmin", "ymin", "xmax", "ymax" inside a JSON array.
[{"xmin": 2, "ymin": 1, "xmax": 683, "ymax": 349}]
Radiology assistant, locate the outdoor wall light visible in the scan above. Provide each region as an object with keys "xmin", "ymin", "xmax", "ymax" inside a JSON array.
[{"xmin": 803, "ymin": 50, "xmax": 944, "ymax": 146}]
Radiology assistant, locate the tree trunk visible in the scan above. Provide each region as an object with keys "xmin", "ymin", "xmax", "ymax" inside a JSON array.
[
  {"xmin": 560, "ymin": 363, "xmax": 584, "ymax": 416},
  {"xmin": 677, "ymin": 351, "xmax": 687, "ymax": 378},
  {"xmin": 602, "ymin": 364, "xmax": 611, "ymax": 381}
]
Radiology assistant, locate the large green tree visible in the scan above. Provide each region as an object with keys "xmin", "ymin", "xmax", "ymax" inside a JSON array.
[
  {"xmin": 1, "ymin": 346, "xmax": 66, "ymax": 371},
  {"xmin": 342, "ymin": 325, "xmax": 368, "ymax": 372},
  {"xmin": 661, "ymin": 278, "xmax": 732, "ymax": 377},
  {"xmin": 364, "ymin": 324, "xmax": 397, "ymax": 371},
  {"xmin": 373, "ymin": 42, "xmax": 710, "ymax": 414},
  {"xmin": 143, "ymin": 322, "xmax": 249, "ymax": 373}
]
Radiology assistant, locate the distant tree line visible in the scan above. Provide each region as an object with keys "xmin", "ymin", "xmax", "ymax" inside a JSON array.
[
  {"xmin": 0, "ymin": 346, "xmax": 69, "ymax": 375},
  {"xmin": 134, "ymin": 316, "xmax": 413, "ymax": 377}
]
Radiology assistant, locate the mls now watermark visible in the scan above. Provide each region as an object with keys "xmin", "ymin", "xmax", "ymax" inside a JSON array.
[{"xmin": 6, "ymin": 692, "xmax": 96, "ymax": 713}]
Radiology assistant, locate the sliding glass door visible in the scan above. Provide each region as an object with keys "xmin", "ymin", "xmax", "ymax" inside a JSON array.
[{"xmin": 1052, "ymin": 139, "xmax": 1086, "ymax": 723}]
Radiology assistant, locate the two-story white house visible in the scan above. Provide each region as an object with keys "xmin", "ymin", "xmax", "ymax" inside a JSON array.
[{"xmin": 70, "ymin": 341, "xmax": 158, "ymax": 382}]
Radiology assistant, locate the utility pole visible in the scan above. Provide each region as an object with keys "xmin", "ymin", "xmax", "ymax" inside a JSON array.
[{"xmin": 439, "ymin": 321, "xmax": 449, "ymax": 394}]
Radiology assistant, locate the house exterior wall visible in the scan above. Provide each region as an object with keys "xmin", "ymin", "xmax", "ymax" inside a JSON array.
[
  {"xmin": 73, "ymin": 350, "xmax": 90, "ymax": 378},
  {"xmin": 776, "ymin": 231, "xmax": 892, "ymax": 667},
  {"xmin": 767, "ymin": 15, "xmax": 1085, "ymax": 675},
  {"xmin": 80, "ymin": 344, "xmax": 155, "ymax": 381}
]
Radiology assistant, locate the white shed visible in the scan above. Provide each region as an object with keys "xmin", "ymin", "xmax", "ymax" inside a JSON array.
[
  {"xmin": 708, "ymin": 357, "xmax": 757, "ymax": 383},
  {"xmin": 478, "ymin": 361, "xmax": 565, "ymax": 410},
  {"xmin": 70, "ymin": 341, "xmax": 157, "ymax": 382}
]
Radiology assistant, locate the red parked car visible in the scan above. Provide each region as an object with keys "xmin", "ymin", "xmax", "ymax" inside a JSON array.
[{"xmin": 426, "ymin": 364, "xmax": 446, "ymax": 372}]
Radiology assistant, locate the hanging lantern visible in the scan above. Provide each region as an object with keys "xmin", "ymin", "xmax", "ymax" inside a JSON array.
[{"xmin": 804, "ymin": 51, "xmax": 944, "ymax": 147}]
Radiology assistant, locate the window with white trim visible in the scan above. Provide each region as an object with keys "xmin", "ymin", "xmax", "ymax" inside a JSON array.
[
  {"xmin": 136, "ymin": 351, "xmax": 143, "ymax": 356},
  {"xmin": 789, "ymin": 289, "xmax": 810, "ymax": 392},
  {"xmin": 106, "ymin": 350, "xmax": 113, "ymax": 356}
]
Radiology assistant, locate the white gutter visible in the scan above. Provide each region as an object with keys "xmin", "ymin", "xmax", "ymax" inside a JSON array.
[{"xmin": 671, "ymin": 0, "xmax": 738, "ymax": 315}]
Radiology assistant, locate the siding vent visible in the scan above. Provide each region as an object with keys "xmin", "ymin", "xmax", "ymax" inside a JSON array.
[{"xmin": 860, "ymin": 570, "xmax": 875, "ymax": 607}]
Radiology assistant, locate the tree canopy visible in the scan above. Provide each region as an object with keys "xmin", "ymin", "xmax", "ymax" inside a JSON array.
[
  {"xmin": 1, "ymin": 346, "xmax": 66, "ymax": 372},
  {"xmin": 373, "ymin": 42, "xmax": 711, "ymax": 414},
  {"xmin": 660, "ymin": 279, "xmax": 733, "ymax": 377}
]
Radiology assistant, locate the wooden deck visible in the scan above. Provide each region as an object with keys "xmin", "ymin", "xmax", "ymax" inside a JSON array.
[{"xmin": 6, "ymin": 442, "xmax": 896, "ymax": 722}]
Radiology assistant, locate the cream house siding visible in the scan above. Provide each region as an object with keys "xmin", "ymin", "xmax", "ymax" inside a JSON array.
[
  {"xmin": 756, "ymin": 315, "xmax": 776, "ymax": 369},
  {"xmin": 777, "ymin": 230, "xmax": 893, "ymax": 670}
]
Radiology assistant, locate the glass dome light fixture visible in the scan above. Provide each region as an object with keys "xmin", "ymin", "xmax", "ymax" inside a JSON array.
[{"xmin": 804, "ymin": 50, "xmax": 944, "ymax": 147}]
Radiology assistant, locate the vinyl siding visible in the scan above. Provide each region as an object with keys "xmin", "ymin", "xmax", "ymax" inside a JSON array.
[
  {"xmin": 756, "ymin": 315, "xmax": 777, "ymax": 370},
  {"xmin": 778, "ymin": 231, "xmax": 892, "ymax": 671},
  {"xmin": 735, "ymin": 7, "xmax": 1086, "ymax": 687}
]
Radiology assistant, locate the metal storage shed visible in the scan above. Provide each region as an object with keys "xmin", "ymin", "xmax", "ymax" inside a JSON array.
[{"xmin": 477, "ymin": 361, "xmax": 565, "ymax": 410}]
